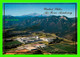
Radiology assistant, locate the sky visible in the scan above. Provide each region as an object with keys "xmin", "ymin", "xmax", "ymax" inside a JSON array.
[{"xmin": 4, "ymin": 3, "xmax": 77, "ymax": 18}]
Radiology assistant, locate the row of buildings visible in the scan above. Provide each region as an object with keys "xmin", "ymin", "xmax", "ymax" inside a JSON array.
[
  {"xmin": 16, "ymin": 36, "xmax": 54, "ymax": 44},
  {"xmin": 16, "ymin": 36, "xmax": 41, "ymax": 44},
  {"xmin": 15, "ymin": 36, "xmax": 55, "ymax": 51}
]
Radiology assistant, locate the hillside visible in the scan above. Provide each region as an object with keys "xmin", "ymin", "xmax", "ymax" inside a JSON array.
[{"xmin": 3, "ymin": 15, "xmax": 77, "ymax": 41}]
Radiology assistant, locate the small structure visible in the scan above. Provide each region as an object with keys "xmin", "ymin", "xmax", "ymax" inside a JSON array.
[{"xmin": 35, "ymin": 36, "xmax": 39, "ymax": 40}]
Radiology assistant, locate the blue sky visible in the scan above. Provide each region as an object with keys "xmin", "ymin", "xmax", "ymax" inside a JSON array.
[{"xmin": 4, "ymin": 3, "xmax": 76, "ymax": 17}]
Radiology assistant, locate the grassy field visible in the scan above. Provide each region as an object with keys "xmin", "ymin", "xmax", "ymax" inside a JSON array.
[
  {"xmin": 4, "ymin": 40, "xmax": 22, "ymax": 50},
  {"xmin": 39, "ymin": 42, "xmax": 76, "ymax": 54}
]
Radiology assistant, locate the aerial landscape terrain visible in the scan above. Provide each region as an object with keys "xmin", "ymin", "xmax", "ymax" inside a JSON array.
[
  {"xmin": 3, "ymin": 3, "xmax": 77, "ymax": 54},
  {"xmin": 3, "ymin": 14, "xmax": 77, "ymax": 54}
]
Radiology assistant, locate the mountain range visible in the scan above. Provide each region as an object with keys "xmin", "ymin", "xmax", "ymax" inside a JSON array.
[{"xmin": 3, "ymin": 14, "xmax": 77, "ymax": 41}]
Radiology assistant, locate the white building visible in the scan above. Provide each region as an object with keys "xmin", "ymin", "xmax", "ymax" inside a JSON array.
[
  {"xmin": 35, "ymin": 36, "xmax": 39, "ymax": 40},
  {"xmin": 16, "ymin": 38, "xmax": 28, "ymax": 44},
  {"xmin": 40, "ymin": 38, "xmax": 53, "ymax": 42}
]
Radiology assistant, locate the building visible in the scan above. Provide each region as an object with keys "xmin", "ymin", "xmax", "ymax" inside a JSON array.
[
  {"xmin": 35, "ymin": 36, "xmax": 39, "ymax": 40},
  {"xmin": 40, "ymin": 38, "xmax": 53, "ymax": 42}
]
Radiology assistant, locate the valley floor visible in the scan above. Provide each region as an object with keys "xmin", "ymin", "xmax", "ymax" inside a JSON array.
[{"xmin": 3, "ymin": 36, "xmax": 77, "ymax": 54}]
